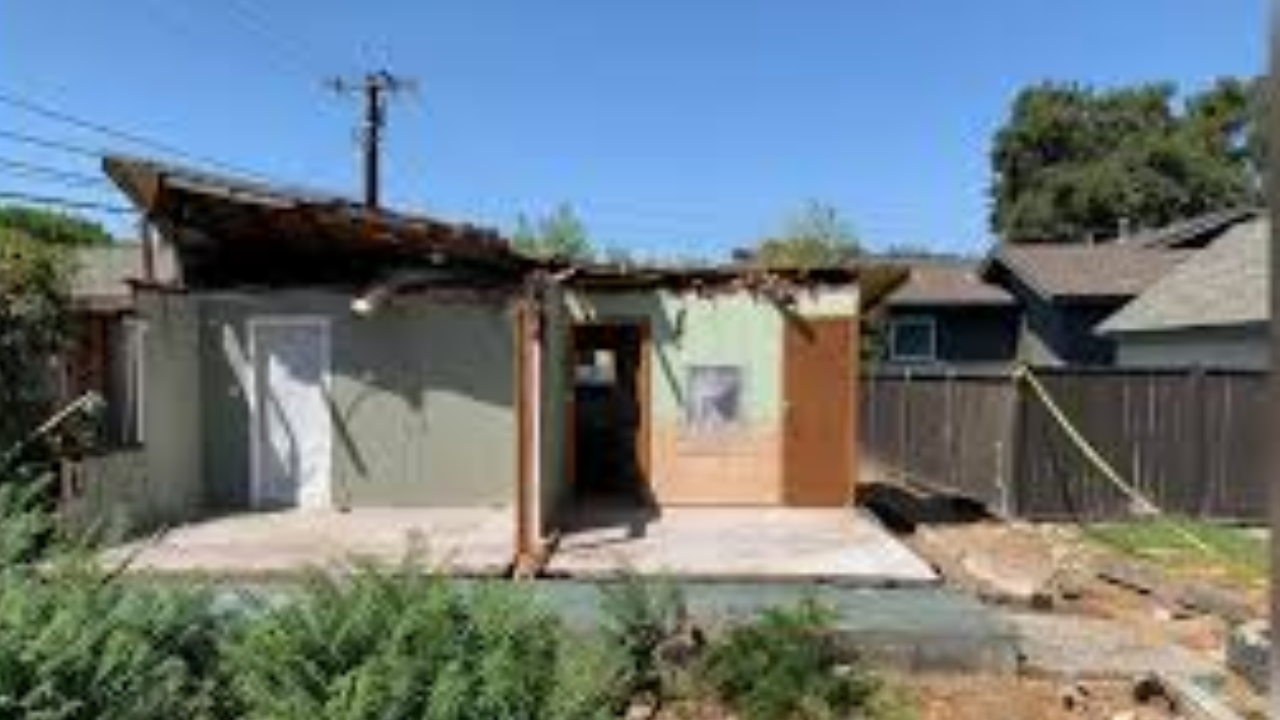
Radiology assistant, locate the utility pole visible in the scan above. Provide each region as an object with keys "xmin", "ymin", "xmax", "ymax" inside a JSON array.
[{"xmin": 327, "ymin": 70, "xmax": 416, "ymax": 209}]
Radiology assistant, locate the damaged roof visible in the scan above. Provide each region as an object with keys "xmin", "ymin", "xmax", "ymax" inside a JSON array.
[
  {"xmin": 104, "ymin": 155, "xmax": 903, "ymax": 302},
  {"xmin": 564, "ymin": 262, "xmax": 908, "ymax": 310},
  {"xmin": 104, "ymin": 155, "xmax": 527, "ymax": 287}
]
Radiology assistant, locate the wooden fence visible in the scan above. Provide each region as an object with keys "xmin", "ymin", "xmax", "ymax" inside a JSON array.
[{"xmin": 860, "ymin": 367, "xmax": 1269, "ymax": 522}]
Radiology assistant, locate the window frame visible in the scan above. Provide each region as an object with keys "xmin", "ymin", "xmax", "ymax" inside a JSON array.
[
  {"xmin": 888, "ymin": 315, "xmax": 938, "ymax": 363},
  {"xmin": 122, "ymin": 317, "xmax": 148, "ymax": 445},
  {"xmin": 683, "ymin": 363, "xmax": 747, "ymax": 431}
]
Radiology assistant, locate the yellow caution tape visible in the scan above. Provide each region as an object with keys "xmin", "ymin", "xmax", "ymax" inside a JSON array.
[{"xmin": 1011, "ymin": 363, "xmax": 1217, "ymax": 557}]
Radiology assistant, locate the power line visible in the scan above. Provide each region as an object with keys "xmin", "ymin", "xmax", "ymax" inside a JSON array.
[
  {"xmin": 216, "ymin": 0, "xmax": 341, "ymax": 78},
  {"xmin": 0, "ymin": 90, "xmax": 271, "ymax": 179},
  {"xmin": 0, "ymin": 158, "xmax": 111, "ymax": 188},
  {"xmin": 0, "ymin": 128, "xmax": 104, "ymax": 160},
  {"xmin": 0, "ymin": 190, "xmax": 135, "ymax": 214}
]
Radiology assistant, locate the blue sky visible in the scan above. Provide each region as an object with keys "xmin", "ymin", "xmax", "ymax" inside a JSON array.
[{"xmin": 0, "ymin": 1, "xmax": 1268, "ymax": 257}]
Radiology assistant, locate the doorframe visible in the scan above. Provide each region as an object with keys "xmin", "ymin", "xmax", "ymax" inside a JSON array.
[
  {"xmin": 565, "ymin": 320, "xmax": 652, "ymax": 495},
  {"xmin": 247, "ymin": 315, "xmax": 333, "ymax": 510}
]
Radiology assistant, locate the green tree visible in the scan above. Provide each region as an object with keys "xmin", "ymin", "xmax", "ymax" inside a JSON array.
[
  {"xmin": 512, "ymin": 203, "xmax": 594, "ymax": 260},
  {"xmin": 0, "ymin": 227, "xmax": 72, "ymax": 450},
  {"xmin": 750, "ymin": 201, "xmax": 861, "ymax": 269},
  {"xmin": 990, "ymin": 78, "xmax": 1266, "ymax": 243},
  {"xmin": 0, "ymin": 206, "xmax": 111, "ymax": 246}
]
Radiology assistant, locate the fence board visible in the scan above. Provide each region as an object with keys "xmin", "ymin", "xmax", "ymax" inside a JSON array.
[{"xmin": 861, "ymin": 368, "xmax": 1268, "ymax": 522}]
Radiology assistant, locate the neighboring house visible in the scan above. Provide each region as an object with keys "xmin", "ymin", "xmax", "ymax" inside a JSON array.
[
  {"xmin": 980, "ymin": 242, "xmax": 1191, "ymax": 366},
  {"xmin": 879, "ymin": 259, "xmax": 1019, "ymax": 367},
  {"xmin": 1098, "ymin": 216, "xmax": 1269, "ymax": 371},
  {"xmin": 104, "ymin": 155, "xmax": 901, "ymax": 557},
  {"xmin": 60, "ymin": 243, "xmax": 176, "ymax": 447}
]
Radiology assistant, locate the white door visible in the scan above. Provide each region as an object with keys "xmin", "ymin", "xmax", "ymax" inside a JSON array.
[{"xmin": 251, "ymin": 319, "xmax": 331, "ymax": 509}]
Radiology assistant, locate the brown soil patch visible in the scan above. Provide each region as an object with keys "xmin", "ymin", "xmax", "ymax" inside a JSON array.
[{"xmin": 907, "ymin": 675, "xmax": 1181, "ymax": 720}]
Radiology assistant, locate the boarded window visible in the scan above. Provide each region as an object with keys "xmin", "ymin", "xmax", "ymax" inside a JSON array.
[{"xmin": 685, "ymin": 365, "xmax": 743, "ymax": 429}]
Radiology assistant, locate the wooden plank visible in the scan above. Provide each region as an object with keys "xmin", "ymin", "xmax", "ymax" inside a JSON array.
[{"xmin": 783, "ymin": 318, "xmax": 855, "ymax": 506}]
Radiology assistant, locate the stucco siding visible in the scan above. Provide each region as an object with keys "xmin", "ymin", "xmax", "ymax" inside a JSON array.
[
  {"xmin": 198, "ymin": 291, "xmax": 517, "ymax": 509},
  {"xmin": 565, "ymin": 287, "xmax": 858, "ymax": 505},
  {"xmin": 137, "ymin": 292, "xmax": 205, "ymax": 521},
  {"xmin": 1112, "ymin": 325, "xmax": 1269, "ymax": 371}
]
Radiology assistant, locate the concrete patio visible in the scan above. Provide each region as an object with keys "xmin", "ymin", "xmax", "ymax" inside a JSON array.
[
  {"xmin": 105, "ymin": 506, "xmax": 936, "ymax": 586},
  {"xmin": 106, "ymin": 507, "xmax": 516, "ymax": 578},
  {"xmin": 544, "ymin": 506, "xmax": 938, "ymax": 586}
]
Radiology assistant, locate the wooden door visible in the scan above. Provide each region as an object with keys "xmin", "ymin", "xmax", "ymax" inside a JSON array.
[{"xmin": 782, "ymin": 318, "xmax": 857, "ymax": 506}]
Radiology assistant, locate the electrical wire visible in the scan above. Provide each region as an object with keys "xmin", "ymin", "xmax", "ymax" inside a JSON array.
[
  {"xmin": 0, "ymin": 91, "xmax": 269, "ymax": 179},
  {"xmin": 0, "ymin": 190, "xmax": 135, "ymax": 214},
  {"xmin": 0, "ymin": 128, "xmax": 104, "ymax": 159},
  {"xmin": 0, "ymin": 157, "xmax": 112, "ymax": 188},
  {"xmin": 217, "ymin": 0, "xmax": 343, "ymax": 78}
]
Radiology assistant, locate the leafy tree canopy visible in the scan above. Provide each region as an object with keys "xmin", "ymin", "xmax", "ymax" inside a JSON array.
[
  {"xmin": 511, "ymin": 203, "xmax": 594, "ymax": 260},
  {"xmin": 0, "ymin": 227, "xmax": 72, "ymax": 449},
  {"xmin": 0, "ymin": 205, "xmax": 112, "ymax": 246},
  {"xmin": 991, "ymin": 77, "xmax": 1267, "ymax": 243},
  {"xmin": 750, "ymin": 201, "xmax": 861, "ymax": 269}
]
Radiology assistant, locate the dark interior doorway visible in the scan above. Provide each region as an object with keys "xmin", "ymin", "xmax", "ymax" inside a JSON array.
[{"xmin": 571, "ymin": 323, "xmax": 650, "ymax": 505}]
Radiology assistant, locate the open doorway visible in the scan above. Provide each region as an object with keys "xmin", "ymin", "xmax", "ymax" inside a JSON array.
[{"xmin": 570, "ymin": 322, "xmax": 651, "ymax": 507}]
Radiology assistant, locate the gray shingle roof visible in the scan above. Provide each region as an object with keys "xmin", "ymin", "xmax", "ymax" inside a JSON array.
[
  {"xmin": 987, "ymin": 243, "xmax": 1192, "ymax": 301},
  {"xmin": 887, "ymin": 260, "xmax": 1014, "ymax": 307},
  {"xmin": 1099, "ymin": 218, "xmax": 1269, "ymax": 334}
]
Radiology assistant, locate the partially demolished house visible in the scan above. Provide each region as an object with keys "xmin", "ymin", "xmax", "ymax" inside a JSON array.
[{"xmin": 105, "ymin": 155, "xmax": 902, "ymax": 559}]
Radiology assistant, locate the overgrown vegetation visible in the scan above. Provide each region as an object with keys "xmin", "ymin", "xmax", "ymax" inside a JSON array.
[
  {"xmin": 0, "ymin": 478, "xmax": 913, "ymax": 719},
  {"xmin": 0, "ymin": 225, "xmax": 73, "ymax": 450},
  {"xmin": 0, "ymin": 205, "xmax": 113, "ymax": 246},
  {"xmin": 701, "ymin": 599, "xmax": 913, "ymax": 720}
]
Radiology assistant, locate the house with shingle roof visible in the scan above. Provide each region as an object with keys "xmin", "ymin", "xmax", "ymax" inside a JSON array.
[
  {"xmin": 875, "ymin": 210, "xmax": 1263, "ymax": 370},
  {"xmin": 1098, "ymin": 216, "xmax": 1269, "ymax": 370},
  {"xmin": 979, "ymin": 242, "xmax": 1194, "ymax": 366},
  {"xmin": 879, "ymin": 258, "xmax": 1020, "ymax": 367}
]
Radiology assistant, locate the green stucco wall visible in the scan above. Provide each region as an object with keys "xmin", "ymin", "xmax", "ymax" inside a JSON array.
[
  {"xmin": 137, "ymin": 292, "xmax": 205, "ymax": 522},
  {"xmin": 531, "ymin": 285, "xmax": 858, "ymax": 512},
  {"xmin": 567, "ymin": 287, "xmax": 857, "ymax": 424},
  {"xmin": 143, "ymin": 290, "xmax": 518, "ymax": 513}
]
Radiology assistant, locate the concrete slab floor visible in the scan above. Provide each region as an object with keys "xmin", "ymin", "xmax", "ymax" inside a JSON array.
[
  {"xmin": 544, "ymin": 506, "xmax": 939, "ymax": 586},
  {"xmin": 105, "ymin": 508, "xmax": 515, "ymax": 578}
]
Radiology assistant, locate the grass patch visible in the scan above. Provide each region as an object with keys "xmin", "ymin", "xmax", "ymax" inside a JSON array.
[{"xmin": 1086, "ymin": 517, "xmax": 1268, "ymax": 587}]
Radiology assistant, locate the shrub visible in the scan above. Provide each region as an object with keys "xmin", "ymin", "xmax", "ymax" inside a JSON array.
[
  {"xmin": 699, "ymin": 598, "xmax": 911, "ymax": 720},
  {"xmin": 0, "ymin": 573, "xmax": 224, "ymax": 720},
  {"xmin": 598, "ymin": 572, "xmax": 688, "ymax": 698},
  {"xmin": 223, "ymin": 564, "xmax": 626, "ymax": 720}
]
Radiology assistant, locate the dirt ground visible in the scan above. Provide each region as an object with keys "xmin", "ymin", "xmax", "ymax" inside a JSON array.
[
  {"xmin": 906, "ymin": 520, "xmax": 1267, "ymax": 624},
  {"xmin": 907, "ymin": 675, "xmax": 1181, "ymax": 720},
  {"xmin": 900, "ymin": 518, "xmax": 1269, "ymax": 717},
  {"xmin": 648, "ymin": 673, "xmax": 1266, "ymax": 720}
]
